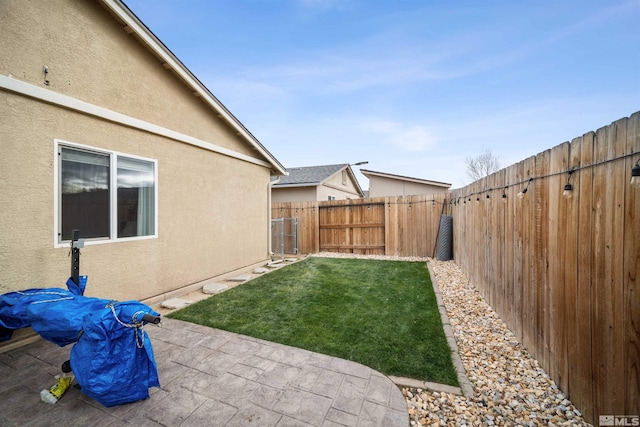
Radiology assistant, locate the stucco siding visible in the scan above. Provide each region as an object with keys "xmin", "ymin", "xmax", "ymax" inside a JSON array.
[
  {"xmin": 323, "ymin": 171, "xmax": 361, "ymax": 198},
  {"xmin": 368, "ymin": 176, "xmax": 449, "ymax": 197},
  {"xmin": 0, "ymin": 92, "xmax": 270, "ymax": 300},
  {"xmin": 317, "ymin": 184, "xmax": 359, "ymax": 200},
  {"xmin": 271, "ymin": 180, "xmax": 360, "ymax": 202},
  {"xmin": 0, "ymin": 0, "xmax": 274, "ymax": 301},
  {"xmin": 0, "ymin": 0, "xmax": 256, "ymax": 158},
  {"xmin": 271, "ymin": 187, "xmax": 317, "ymax": 203}
]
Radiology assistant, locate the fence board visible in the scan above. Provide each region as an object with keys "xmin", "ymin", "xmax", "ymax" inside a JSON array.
[
  {"xmin": 564, "ymin": 135, "xmax": 582, "ymax": 406},
  {"xmin": 591, "ymin": 126, "xmax": 607, "ymax": 417},
  {"xmin": 496, "ymin": 171, "xmax": 511, "ymax": 332},
  {"xmin": 385, "ymin": 197, "xmax": 396, "ymax": 256},
  {"xmin": 606, "ymin": 118, "xmax": 627, "ymax": 416},
  {"xmin": 624, "ymin": 112, "xmax": 640, "ymax": 416},
  {"xmin": 506, "ymin": 163, "xmax": 520, "ymax": 343},
  {"xmin": 548, "ymin": 141, "xmax": 569, "ymax": 391},
  {"xmin": 572, "ymin": 131, "xmax": 595, "ymax": 422},
  {"xmin": 524, "ymin": 157, "xmax": 537, "ymax": 353},
  {"xmin": 591, "ymin": 123, "xmax": 625, "ymax": 418},
  {"xmin": 491, "ymin": 178, "xmax": 500, "ymax": 322},
  {"xmin": 534, "ymin": 149, "xmax": 551, "ymax": 374}
]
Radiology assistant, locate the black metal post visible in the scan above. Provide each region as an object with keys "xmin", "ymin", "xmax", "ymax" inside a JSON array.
[{"xmin": 71, "ymin": 229, "xmax": 80, "ymax": 285}]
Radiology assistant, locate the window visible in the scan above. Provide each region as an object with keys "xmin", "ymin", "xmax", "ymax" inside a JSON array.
[
  {"xmin": 328, "ymin": 195, "xmax": 336, "ymax": 201},
  {"xmin": 116, "ymin": 156, "xmax": 155, "ymax": 238},
  {"xmin": 56, "ymin": 141, "xmax": 157, "ymax": 245},
  {"xmin": 60, "ymin": 148, "xmax": 110, "ymax": 241}
]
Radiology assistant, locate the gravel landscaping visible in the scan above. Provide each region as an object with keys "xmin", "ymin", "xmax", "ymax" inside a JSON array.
[{"xmin": 310, "ymin": 253, "xmax": 590, "ymax": 426}]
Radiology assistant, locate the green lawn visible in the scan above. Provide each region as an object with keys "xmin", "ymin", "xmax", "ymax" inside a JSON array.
[{"xmin": 168, "ymin": 257, "xmax": 459, "ymax": 386}]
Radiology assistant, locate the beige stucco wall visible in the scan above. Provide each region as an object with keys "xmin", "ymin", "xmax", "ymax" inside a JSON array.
[
  {"xmin": 320, "ymin": 171, "xmax": 362, "ymax": 200},
  {"xmin": 0, "ymin": 0, "xmax": 274, "ymax": 301},
  {"xmin": 0, "ymin": 0, "xmax": 255, "ymax": 159},
  {"xmin": 368, "ymin": 176, "xmax": 449, "ymax": 197},
  {"xmin": 271, "ymin": 187, "xmax": 318, "ymax": 203}
]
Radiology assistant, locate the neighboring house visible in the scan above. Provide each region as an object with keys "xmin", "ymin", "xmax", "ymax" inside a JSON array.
[
  {"xmin": 360, "ymin": 169, "xmax": 451, "ymax": 197},
  {"xmin": 0, "ymin": 0, "xmax": 286, "ymax": 304},
  {"xmin": 271, "ymin": 164, "xmax": 365, "ymax": 202}
]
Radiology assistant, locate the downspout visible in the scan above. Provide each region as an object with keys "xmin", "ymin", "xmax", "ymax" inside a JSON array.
[{"xmin": 268, "ymin": 176, "xmax": 281, "ymax": 261}]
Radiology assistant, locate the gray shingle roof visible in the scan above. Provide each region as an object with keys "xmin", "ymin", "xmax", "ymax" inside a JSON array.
[{"xmin": 273, "ymin": 164, "xmax": 348, "ymax": 186}]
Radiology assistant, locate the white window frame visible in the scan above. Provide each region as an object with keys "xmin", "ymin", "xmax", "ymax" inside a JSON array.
[{"xmin": 53, "ymin": 139, "xmax": 158, "ymax": 248}]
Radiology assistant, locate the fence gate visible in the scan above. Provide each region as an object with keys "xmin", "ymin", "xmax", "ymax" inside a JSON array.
[
  {"xmin": 319, "ymin": 202, "xmax": 386, "ymax": 255},
  {"xmin": 271, "ymin": 217, "xmax": 298, "ymax": 259}
]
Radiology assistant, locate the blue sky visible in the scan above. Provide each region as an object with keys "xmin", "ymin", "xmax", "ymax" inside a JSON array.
[{"xmin": 124, "ymin": 0, "xmax": 639, "ymax": 189}]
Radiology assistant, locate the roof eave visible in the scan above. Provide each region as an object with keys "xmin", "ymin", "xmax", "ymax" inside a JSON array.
[
  {"xmin": 272, "ymin": 182, "xmax": 322, "ymax": 188},
  {"xmin": 343, "ymin": 166, "xmax": 365, "ymax": 197},
  {"xmin": 99, "ymin": 0, "xmax": 287, "ymax": 176},
  {"xmin": 322, "ymin": 165, "xmax": 364, "ymax": 198}
]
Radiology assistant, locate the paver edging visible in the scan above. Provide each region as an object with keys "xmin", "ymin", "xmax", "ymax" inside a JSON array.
[
  {"xmin": 426, "ymin": 261, "xmax": 475, "ymax": 400},
  {"xmin": 388, "ymin": 375, "xmax": 462, "ymax": 396}
]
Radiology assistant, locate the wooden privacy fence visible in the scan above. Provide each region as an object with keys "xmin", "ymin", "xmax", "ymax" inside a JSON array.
[
  {"xmin": 447, "ymin": 112, "xmax": 639, "ymax": 424},
  {"xmin": 270, "ymin": 112, "xmax": 638, "ymax": 423},
  {"xmin": 271, "ymin": 193, "xmax": 447, "ymax": 257}
]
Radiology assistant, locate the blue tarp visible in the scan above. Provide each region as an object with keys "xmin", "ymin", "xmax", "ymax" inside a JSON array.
[
  {"xmin": 70, "ymin": 300, "xmax": 160, "ymax": 406},
  {"xmin": 0, "ymin": 277, "xmax": 160, "ymax": 407},
  {"xmin": 0, "ymin": 277, "xmax": 108, "ymax": 346}
]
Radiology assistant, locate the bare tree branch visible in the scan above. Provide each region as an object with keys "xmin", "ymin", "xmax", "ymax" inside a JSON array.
[{"xmin": 465, "ymin": 148, "xmax": 501, "ymax": 182}]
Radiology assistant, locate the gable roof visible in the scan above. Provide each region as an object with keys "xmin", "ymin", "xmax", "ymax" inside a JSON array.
[
  {"xmin": 360, "ymin": 169, "xmax": 451, "ymax": 188},
  {"xmin": 99, "ymin": 0, "xmax": 286, "ymax": 176},
  {"xmin": 274, "ymin": 164, "xmax": 347, "ymax": 186},
  {"xmin": 273, "ymin": 164, "xmax": 365, "ymax": 197}
]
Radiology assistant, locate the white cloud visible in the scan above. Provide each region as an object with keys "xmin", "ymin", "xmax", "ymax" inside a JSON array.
[
  {"xmin": 361, "ymin": 120, "xmax": 436, "ymax": 152},
  {"xmin": 239, "ymin": 43, "xmax": 470, "ymax": 94},
  {"xmin": 388, "ymin": 126, "xmax": 435, "ymax": 151}
]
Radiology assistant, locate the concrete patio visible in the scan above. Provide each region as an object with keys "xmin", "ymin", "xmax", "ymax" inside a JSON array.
[{"xmin": 0, "ymin": 318, "xmax": 409, "ymax": 426}]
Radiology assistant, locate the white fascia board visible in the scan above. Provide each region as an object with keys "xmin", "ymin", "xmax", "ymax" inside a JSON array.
[
  {"xmin": 99, "ymin": 0, "xmax": 286, "ymax": 175},
  {"xmin": 345, "ymin": 166, "xmax": 365, "ymax": 197},
  {"xmin": 1, "ymin": 74, "xmax": 272, "ymax": 168},
  {"xmin": 326, "ymin": 166, "xmax": 364, "ymax": 197}
]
